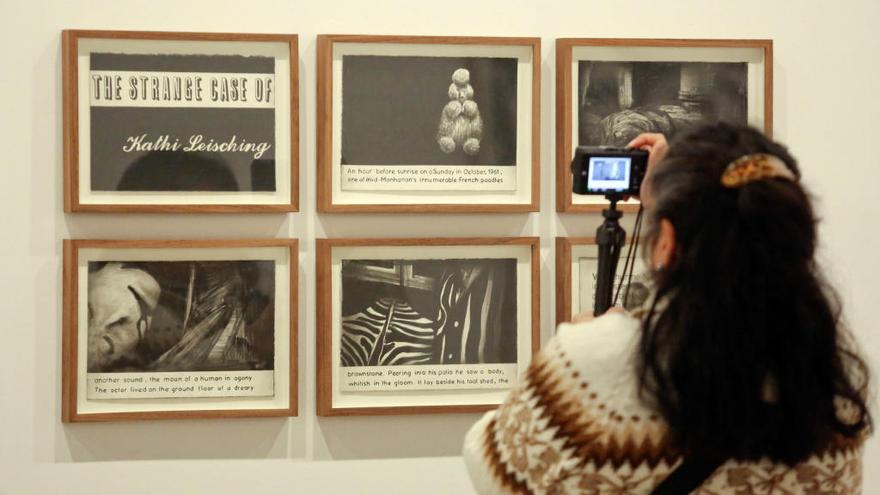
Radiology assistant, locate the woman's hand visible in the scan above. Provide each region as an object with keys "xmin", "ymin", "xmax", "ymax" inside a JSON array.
[
  {"xmin": 627, "ymin": 133, "xmax": 669, "ymax": 204},
  {"xmin": 627, "ymin": 133, "xmax": 669, "ymax": 169}
]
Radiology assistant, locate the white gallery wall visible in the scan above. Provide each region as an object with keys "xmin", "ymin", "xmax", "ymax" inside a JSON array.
[{"xmin": 1, "ymin": 0, "xmax": 878, "ymax": 493}]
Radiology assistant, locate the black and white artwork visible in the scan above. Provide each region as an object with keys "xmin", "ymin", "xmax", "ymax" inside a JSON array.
[
  {"xmin": 340, "ymin": 258, "xmax": 517, "ymax": 367},
  {"xmin": 437, "ymin": 68, "xmax": 484, "ymax": 156},
  {"xmin": 578, "ymin": 257, "xmax": 651, "ymax": 313},
  {"xmin": 591, "ymin": 158, "xmax": 628, "ymax": 181},
  {"xmin": 86, "ymin": 260, "xmax": 275, "ymax": 373},
  {"xmin": 89, "ymin": 53, "xmax": 277, "ymax": 192},
  {"xmin": 578, "ymin": 61, "xmax": 748, "ymax": 147},
  {"xmin": 341, "ymin": 56, "xmax": 517, "ymax": 166}
]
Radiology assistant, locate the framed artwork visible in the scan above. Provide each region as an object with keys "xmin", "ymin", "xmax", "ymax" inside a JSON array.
[
  {"xmin": 62, "ymin": 30, "xmax": 299, "ymax": 213},
  {"xmin": 556, "ymin": 38, "xmax": 773, "ymax": 212},
  {"xmin": 316, "ymin": 35, "xmax": 540, "ymax": 213},
  {"xmin": 555, "ymin": 237, "xmax": 651, "ymax": 325},
  {"xmin": 62, "ymin": 239, "xmax": 297, "ymax": 422},
  {"xmin": 316, "ymin": 237, "xmax": 540, "ymax": 415}
]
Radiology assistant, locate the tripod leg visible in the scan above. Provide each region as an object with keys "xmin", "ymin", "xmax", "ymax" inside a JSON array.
[
  {"xmin": 594, "ymin": 240, "xmax": 620, "ymax": 316},
  {"xmin": 593, "ymin": 212, "xmax": 627, "ymax": 316}
]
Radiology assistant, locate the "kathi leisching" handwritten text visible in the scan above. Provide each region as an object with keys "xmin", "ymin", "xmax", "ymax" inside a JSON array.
[{"xmin": 121, "ymin": 133, "xmax": 272, "ymax": 159}]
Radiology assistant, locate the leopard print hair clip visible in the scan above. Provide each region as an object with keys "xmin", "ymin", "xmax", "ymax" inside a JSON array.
[{"xmin": 721, "ymin": 153, "xmax": 796, "ymax": 188}]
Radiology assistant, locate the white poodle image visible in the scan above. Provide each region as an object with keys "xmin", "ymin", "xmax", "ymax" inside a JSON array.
[{"xmin": 437, "ymin": 68, "xmax": 483, "ymax": 155}]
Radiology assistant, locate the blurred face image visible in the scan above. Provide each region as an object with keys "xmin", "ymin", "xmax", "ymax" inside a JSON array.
[{"xmin": 87, "ymin": 263, "xmax": 160, "ymax": 371}]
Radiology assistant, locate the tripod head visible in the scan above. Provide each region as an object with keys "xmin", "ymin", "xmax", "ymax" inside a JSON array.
[{"xmin": 593, "ymin": 194, "xmax": 627, "ymax": 315}]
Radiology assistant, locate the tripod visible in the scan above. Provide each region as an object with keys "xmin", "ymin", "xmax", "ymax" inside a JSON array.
[{"xmin": 594, "ymin": 195, "xmax": 626, "ymax": 316}]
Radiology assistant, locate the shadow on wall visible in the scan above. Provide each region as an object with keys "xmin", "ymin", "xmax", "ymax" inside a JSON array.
[
  {"xmin": 315, "ymin": 414, "xmax": 480, "ymax": 460},
  {"xmin": 58, "ymin": 418, "xmax": 298, "ymax": 461}
]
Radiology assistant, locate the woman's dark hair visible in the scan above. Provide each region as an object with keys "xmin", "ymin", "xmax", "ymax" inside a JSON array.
[{"xmin": 638, "ymin": 122, "xmax": 871, "ymax": 464}]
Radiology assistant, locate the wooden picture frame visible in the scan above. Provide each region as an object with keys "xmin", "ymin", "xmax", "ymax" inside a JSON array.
[
  {"xmin": 62, "ymin": 30, "xmax": 299, "ymax": 213},
  {"xmin": 555, "ymin": 237, "xmax": 651, "ymax": 325},
  {"xmin": 316, "ymin": 35, "xmax": 540, "ymax": 213},
  {"xmin": 556, "ymin": 38, "xmax": 773, "ymax": 212},
  {"xmin": 62, "ymin": 239, "xmax": 297, "ymax": 422},
  {"xmin": 316, "ymin": 237, "xmax": 540, "ymax": 416}
]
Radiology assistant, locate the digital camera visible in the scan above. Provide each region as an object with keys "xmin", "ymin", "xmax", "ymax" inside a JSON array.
[{"xmin": 571, "ymin": 146, "xmax": 649, "ymax": 196}]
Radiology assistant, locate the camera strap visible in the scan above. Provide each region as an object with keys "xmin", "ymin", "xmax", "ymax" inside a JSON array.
[{"xmin": 649, "ymin": 455, "xmax": 726, "ymax": 495}]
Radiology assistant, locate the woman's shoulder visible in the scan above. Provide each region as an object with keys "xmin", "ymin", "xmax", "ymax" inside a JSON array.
[
  {"xmin": 538, "ymin": 312, "xmax": 666, "ymax": 446},
  {"xmin": 463, "ymin": 312, "xmax": 678, "ymax": 493},
  {"xmin": 554, "ymin": 312, "xmax": 642, "ymax": 361},
  {"xmin": 549, "ymin": 312, "xmax": 644, "ymax": 398},
  {"xmin": 464, "ymin": 312, "xmax": 869, "ymax": 494}
]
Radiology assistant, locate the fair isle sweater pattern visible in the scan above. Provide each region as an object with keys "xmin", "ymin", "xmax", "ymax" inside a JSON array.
[{"xmin": 462, "ymin": 314, "xmax": 864, "ymax": 495}]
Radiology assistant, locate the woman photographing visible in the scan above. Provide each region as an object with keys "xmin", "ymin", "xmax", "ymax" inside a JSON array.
[{"xmin": 463, "ymin": 123, "xmax": 871, "ymax": 494}]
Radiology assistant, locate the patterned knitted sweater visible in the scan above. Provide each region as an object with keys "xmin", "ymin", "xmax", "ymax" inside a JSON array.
[{"xmin": 463, "ymin": 313, "xmax": 864, "ymax": 494}]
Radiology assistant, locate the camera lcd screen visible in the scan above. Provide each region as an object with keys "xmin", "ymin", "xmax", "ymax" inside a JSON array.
[{"xmin": 587, "ymin": 156, "xmax": 631, "ymax": 192}]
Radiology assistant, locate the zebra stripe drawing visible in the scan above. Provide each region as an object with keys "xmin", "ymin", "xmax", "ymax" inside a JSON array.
[
  {"xmin": 340, "ymin": 258, "xmax": 517, "ymax": 368},
  {"xmin": 317, "ymin": 237, "xmax": 539, "ymax": 416},
  {"xmin": 341, "ymin": 298, "xmax": 436, "ymax": 367}
]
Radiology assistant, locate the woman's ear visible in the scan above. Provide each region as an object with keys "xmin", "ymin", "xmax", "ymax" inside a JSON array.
[{"xmin": 651, "ymin": 219, "xmax": 676, "ymax": 270}]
